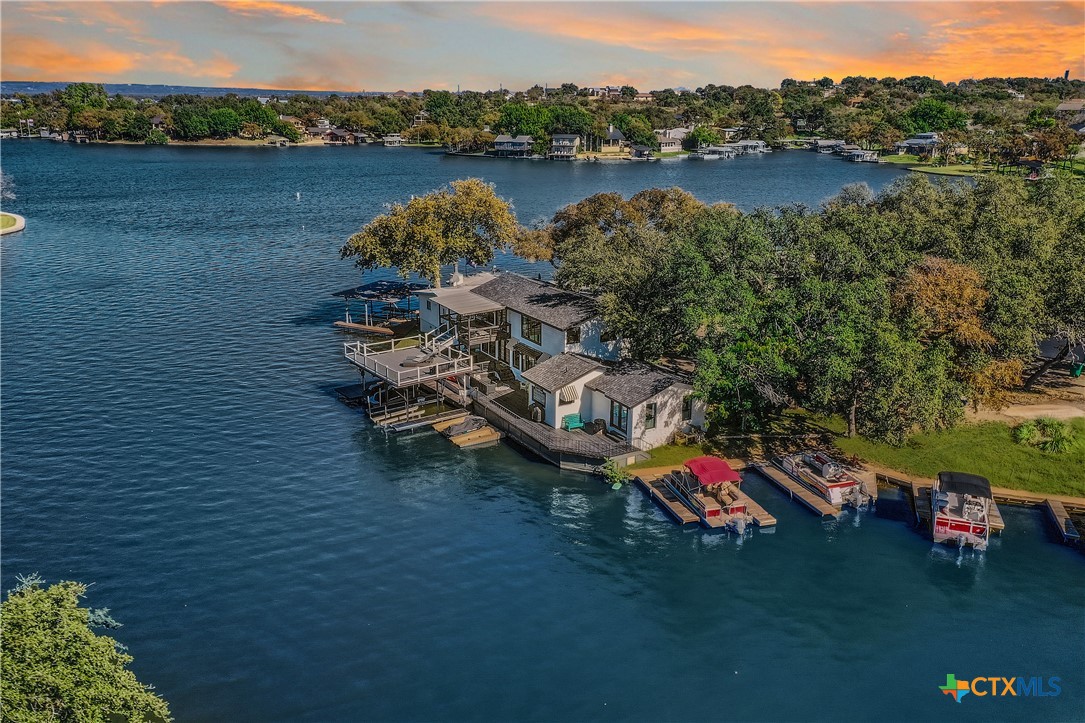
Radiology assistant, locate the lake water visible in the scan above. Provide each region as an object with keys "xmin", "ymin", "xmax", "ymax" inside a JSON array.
[{"xmin": 1, "ymin": 142, "xmax": 1082, "ymax": 722}]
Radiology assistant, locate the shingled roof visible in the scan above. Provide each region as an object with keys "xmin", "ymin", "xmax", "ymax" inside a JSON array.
[
  {"xmin": 473, "ymin": 274, "xmax": 597, "ymax": 330},
  {"xmin": 521, "ymin": 353, "xmax": 602, "ymax": 392},
  {"xmin": 585, "ymin": 362, "xmax": 691, "ymax": 408}
]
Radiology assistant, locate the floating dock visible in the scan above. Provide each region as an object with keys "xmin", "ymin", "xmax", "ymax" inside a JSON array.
[
  {"xmin": 432, "ymin": 416, "xmax": 502, "ymax": 449},
  {"xmin": 881, "ymin": 475, "xmax": 1005, "ymax": 535},
  {"xmin": 1044, "ymin": 499, "xmax": 1080, "ymax": 543},
  {"xmin": 749, "ymin": 463, "xmax": 839, "ymax": 517},
  {"xmin": 634, "ymin": 469, "xmax": 777, "ymax": 528},
  {"xmin": 634, "ymin": 474, "xmax": 699, "ymax": 525}
]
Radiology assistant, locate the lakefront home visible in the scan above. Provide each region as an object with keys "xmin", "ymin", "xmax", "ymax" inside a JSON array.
[
  {"xmin": 601, "ymin": 125, "xmax": 627, "ymax": 153},
  {"xmin": 548, "ymin": 134, "xmax": 581, "ymax": 159},
  {"xmin": 656, "ymin": 134, "xmax": 682, "ymax": 153},
  {"xmin": 493, "ymin": 135, "xmax": 535, "ymax": 157},
  {"xmin": 349, "ymin": 271, "xmax": 705, "ymax": 469}
]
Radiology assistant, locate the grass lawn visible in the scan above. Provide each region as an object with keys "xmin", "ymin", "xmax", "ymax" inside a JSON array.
[
  {"xmin": 834, "ymin": 418, "xmax": 1085, "ymax": 498},
  {"xmin": 878, "ymin": 154, "xmax": 921, "ymax": 164},
  {"xmin": 909, "ymin": 164, "xmax": 992, "ymax": 177},
  {"xmin": 1, "ymin": 213, "xmax": 16, "ymax": 230},
  {"xmin": 627, "ymin": 443, "xmax": 709, "ymax": 470}
]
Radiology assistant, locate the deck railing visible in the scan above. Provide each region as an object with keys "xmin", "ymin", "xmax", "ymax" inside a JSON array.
[{"xmin": 344, "ymin": 336, "xmax": 476, "ymax": 387}]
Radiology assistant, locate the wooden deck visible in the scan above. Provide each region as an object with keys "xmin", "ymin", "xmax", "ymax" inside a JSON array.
[
  {"xmin": 472, "ymin": 387, "xmax": 644, "ymax": 471},
  {"xmin": 732, "ymin": 487, "xmax": 777, "ymax": 527},
  {"xmin": 749, "ymin": 463, "xmax": 839, "ymax": 518},
  {"xmin": 1044, "ymin": 499, "xmax": 1081, "ymax": 543},
  {"xmin": 634, "ymin": 474, "xmax": 699, "ymax": 525}
]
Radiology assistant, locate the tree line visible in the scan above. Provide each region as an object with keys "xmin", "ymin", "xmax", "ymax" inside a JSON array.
[
  {"xmin": 3, "ymin": 75, "xmax": 1081, "ymax": 155},
  {"xmin": 343, "ymin": 175, "xmax": 1084, "ymax": 444}
]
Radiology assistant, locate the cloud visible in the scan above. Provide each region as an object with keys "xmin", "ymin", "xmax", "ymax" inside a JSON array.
[
  {"xmin": 1, "ymin": 33, "xmax": 239, "ymax": 81},
  {"xmin": 209, "ymin": 1, "xmax": 344, "ymax": 24}
]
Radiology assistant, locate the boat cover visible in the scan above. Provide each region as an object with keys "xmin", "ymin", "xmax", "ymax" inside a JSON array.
[
  {"xmin": 937, "ymin": 471, "xmax": 992, "ymax": 498},
  {"xmin": 685, "ymin": 456, "xmax": 741, "ymax": 485}
]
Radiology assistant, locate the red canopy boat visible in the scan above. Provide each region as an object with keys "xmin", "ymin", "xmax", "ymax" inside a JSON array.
[{"xmin": 684, "ymin": 456, "xmax": 742, "ymax": 486}]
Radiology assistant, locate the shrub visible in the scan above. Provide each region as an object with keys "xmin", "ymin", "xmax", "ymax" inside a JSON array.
[
  {"xmin": 144, "ymin": 129, "xmax": 169, "ymax": 145},
  {"xmin": 1012, "ymin": 421, "xmax": 1038, "ymax": 446},
  {"xmin": 1040, "ymin": 422, "xmax": 1075, "ymax": 454}
]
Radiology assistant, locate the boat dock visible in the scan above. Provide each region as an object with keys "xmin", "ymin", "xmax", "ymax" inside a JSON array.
[
  {"xmin": 749, "ymin": 463, "xmax": 839, "ymax": 517},
  {"xmin": 431, "ymin": 415, "xmax": 502, "ymax": 449},
  {"xmin": 633, "ymin": 467, "xmax": 778, "ymax": 528},
  {"xmin": 634, "ymin": 474, "xmax": 699, "ymax": 525},
  {"xmin": 1044, "ymin": 499, "xmax": 1080, "ymax": 543},
  {"xmin": 878, "ymin": 474, "xmax": 1005, "ymax": 534}
]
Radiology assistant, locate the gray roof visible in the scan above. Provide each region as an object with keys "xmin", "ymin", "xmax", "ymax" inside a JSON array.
[
  {"xmin": 473, "ymin": 274, "xmax": 597, "ymax": 330},
  {"xmin": 521, "ymin": 353, "xmax": 601, "ymax": 391},
  {"xmin": 551, "ymin": 134, "xmax": 580, "ymax": 141},
  {"xmin": 494, "ymin": 134, "xmax": 533, "ymax": 144},
  {"xmin": 606, "ymin": 128, "xmax": 626, "ymax": 141},
  {"xmin": 585, "ymin": 362, "xmax": 690, "ymax": 408}
]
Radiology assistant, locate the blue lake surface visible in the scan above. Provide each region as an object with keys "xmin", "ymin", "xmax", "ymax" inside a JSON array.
[{"xmin": 2, "ymin": 142, "xmax": 1082, "ymax": 722}]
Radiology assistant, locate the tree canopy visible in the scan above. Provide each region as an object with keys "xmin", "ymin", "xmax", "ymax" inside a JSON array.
[
  {"xmin": 341, "ymin": 179, "xmax": 518, "ymax": 287},
  {"xmin": 1, "ymin": 576, "xmax": 171, "ymax": 722}
]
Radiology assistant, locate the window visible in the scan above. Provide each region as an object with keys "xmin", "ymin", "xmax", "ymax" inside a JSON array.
[
  {"xmin": 531, "ymin": 385, "xmax": 547, "ymax": 406},
  {"xmin": 513, "ymin": 347, "xmax": 539, "ymax": 372},
  {"xmin": 644, "ymin": 402, "xmax": 657, "ymax": 430},
  {"xmin": 682, "ymin": 396, "xmax": 693, "ymax": 422},
  {"xmin": 426, "ymin": 300, "xmax": 432, "ymax": 311},
  {"xmin": 520, "ymin": 314, "xmax": 542, "ymax": 345},
  {"xmin": 610, "ymin": 400, "xmax": 629, "ymax": 432},
  {"xmin": 566, "ymin": 326, "xmax": 581, "ymax": 345}
]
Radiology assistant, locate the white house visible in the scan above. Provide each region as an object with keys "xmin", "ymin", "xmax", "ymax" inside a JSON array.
[{"xmin": 522, "ymin": 354, "xmax": 706, "ymax": 449}]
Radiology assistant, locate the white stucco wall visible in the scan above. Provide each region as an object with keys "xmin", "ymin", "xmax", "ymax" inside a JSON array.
[
  {"xmin": 629, "ymin": 384, "xmax": 700, "ymax": 449},
  {"xmin": 530, "ymin": 369, "xmax": 604, "ymax": 429},
  {"xmin": 566, "ymin": 318, "xmax": 621, "ymax": 361}
]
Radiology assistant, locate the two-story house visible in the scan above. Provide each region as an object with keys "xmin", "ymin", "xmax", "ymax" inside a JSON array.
[
  {"xmin": 548, "ymin": 134, "xmax": 581, "ymax": 160},
  {"xmin": 493, "ymin": 135, "xmax": 534, "ymax": 157}
]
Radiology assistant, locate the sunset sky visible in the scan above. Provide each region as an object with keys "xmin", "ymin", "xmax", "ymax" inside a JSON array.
[{"xmin": 2, "ymin": 1, "xmax": 1082, "ymax": 92}]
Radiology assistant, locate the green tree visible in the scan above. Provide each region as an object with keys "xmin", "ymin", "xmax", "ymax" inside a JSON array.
[
  {"xmin": 341, "ymin": 179, "xmax": 518, "ymax": 287},
  {"xmin": 1, "ymin": 576, "xmax": 171, "ymax": 722},
  {"xmin": 207, "ymin": 108, "xmax": 241, "ymax": 138},
  {"xmin": 902, "ymin": 98, "xmax": 968, "ymax": 132}
]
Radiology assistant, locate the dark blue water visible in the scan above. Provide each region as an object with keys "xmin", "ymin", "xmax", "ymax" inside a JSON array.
[{"xmin": 2, "ymin": 142, "xmax": 1082, "ymax": 722}]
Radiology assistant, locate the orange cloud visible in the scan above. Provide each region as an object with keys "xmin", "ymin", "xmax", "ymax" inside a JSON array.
[
  {"xmin": 1, "ymin": 33, "xmax": 239, "ymax": 81},
  {"xmin": 209, "ymin": 0, "xmax": 344, "ymax": 24},
  {"xmin": 1, "ymin": 34, "xmax": 138, "ymax": 78}
]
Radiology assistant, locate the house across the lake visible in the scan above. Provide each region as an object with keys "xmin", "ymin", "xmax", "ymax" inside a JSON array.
[
  {"xmin": 345, "ymin": 271, "xmax": 705, "ymax": 470},
  {"xmin": 548, "ymin": 134, "xmax": 581, "ymax": 160},
  {"xmin": 656, "ymin": 134, "xmax": 682, "ymax": 153},
  {"xmin": 493, "ymin": 135, "xmax": 534, "ymax": 157}
]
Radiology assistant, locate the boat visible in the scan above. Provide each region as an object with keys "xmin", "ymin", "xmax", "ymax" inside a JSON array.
[
  {"xmin": 664, "ymin": 456, "xmax": 750, "ymax": 533},
  {"xmin": 930, "ymin": 471, "xmax": 993, "ymax": 550},
  {"xmin": 772, "ymin": 451, "xmax": 872, "ymax": 509},
  {"xmin": 689, "ymin": 150, "xmax": 721, "ymax": 160}
]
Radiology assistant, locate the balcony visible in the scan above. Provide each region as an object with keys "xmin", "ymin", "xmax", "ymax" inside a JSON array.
[{"xmin": 344, "ymin": 335, "xmax": 477, "ymax": 388}]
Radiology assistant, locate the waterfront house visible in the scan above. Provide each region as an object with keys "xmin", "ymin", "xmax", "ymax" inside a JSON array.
[
  {"xmin": 522, "ymin": 355, "xmax": 705, "ymax": 450},
  {"xmin": 813, "ymin": 139, "xmax": 845, "ymax": 152},
  {"xmin": 323, "ymin": 129, "xmax": 353, "ymax": 145},
  {"xmin": 382, "ymin": 133, "xmax": 404, "ymax": 146},
  {"xmin": 548, "ymin": 134, "xmax": 581, "ymax": 159},
  {"xmin": 601, "ymin": 125, "xmax": 627, "ymax": 153},
  {"xmin": 278, "ymin": 115, "xmax": 305, "ymax": 133},
  {"xmin": 350, "ymin": 271, "xmax": 702, "ymax": 468},
  {"xmin": 412, "ymin": 110, "xmax": 430, "ymax": 127},
  {"xmin": 656, "ymin": 135, "xmax": 682, "ymax": 153},
  {"xmin": 658, "ymin": 127, "xmax": 692, "ymax": 141},
  {"xmin": 493, "ymin": 135, "xmax": 534, "ymax": 157},
  {"xmin": 150, "ymin": 114, "xmax": 166, "ymax": 130},
  {"xmin": 894, "ymin": 132, "xmax": 940, "ymax": 156}
]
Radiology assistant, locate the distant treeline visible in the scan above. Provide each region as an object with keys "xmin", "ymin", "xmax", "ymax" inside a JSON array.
[{"xmin": 1, "ymin": 76, "xmax": 1081, "ymax": 155}]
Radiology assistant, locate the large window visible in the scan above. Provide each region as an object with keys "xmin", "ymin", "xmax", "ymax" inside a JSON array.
[
  {"xmin": 513, "ymin": 346, "xmax": 540, "ymax": 372},
  {"xmin": 610, "ymin": 400, "xmax": 629, "ymax": 432},
  {"xmin": 644, "ymin": 402, "xmax": 657, "ymax": 430},
  {"xmin": 682, "ymin": 396, "xmax": 693, "ymax": 422},
  {"xmin": 566, "ymin": 326, "xmax": 581, "ymax": 345},
  {"xmin": 520, "ymin": 314, "xmax": 542, "ymax": 345}
]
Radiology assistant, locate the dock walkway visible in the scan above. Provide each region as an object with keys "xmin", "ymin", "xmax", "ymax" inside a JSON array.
[
  {"xmin": 1044, "ymin": 499, "xmax": 1081, "ymax": 543},
  {"xmin": 749, "ymin": 463, "xmax": 839, "ymax": 517}
]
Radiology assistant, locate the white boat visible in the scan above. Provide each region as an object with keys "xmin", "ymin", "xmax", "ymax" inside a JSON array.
[
  {"xmin": 931, "ymin": 472, "xmax": 992, "ymax": 550},
  {"xmin": 772, "ymin": 451, "xmax": 871, "ymax": 509}
]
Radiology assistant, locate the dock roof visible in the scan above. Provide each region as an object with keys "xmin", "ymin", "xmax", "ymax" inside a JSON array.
[
  {"xmin": 473, "ymin": 274, "xmax": 597, "ymax": 330},
  {"xmin": 522, "ymin": 353, "xmax": 601, "ymax": 392},
  {"xmin": 333, "ymin": 280, "xmax": 429, "ymax": 301},
  {"xmin": 586, "ymin": 362, "xmax": 690, "ymax": 408}
]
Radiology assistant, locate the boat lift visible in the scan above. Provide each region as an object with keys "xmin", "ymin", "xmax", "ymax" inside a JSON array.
[{"xmin": 332, "ymin": 279, "xmax": 428, "ymax": 336}]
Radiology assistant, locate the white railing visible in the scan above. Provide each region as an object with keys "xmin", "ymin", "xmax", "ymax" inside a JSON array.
[{"xmin": 344, "ymin": 335, "xmax": 475, "ymax": 387}]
